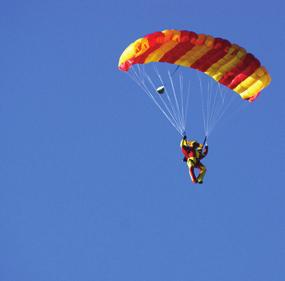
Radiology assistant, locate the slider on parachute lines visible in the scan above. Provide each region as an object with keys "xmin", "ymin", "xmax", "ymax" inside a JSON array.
[{"xmin": 156, "ymin": 85, "xmax": 165, "ymax": 94}]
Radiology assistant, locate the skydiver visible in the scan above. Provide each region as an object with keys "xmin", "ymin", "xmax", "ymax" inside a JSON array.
[{"xmin": 180, "ymin": 134, "xmax": 208, "ymax": 184}]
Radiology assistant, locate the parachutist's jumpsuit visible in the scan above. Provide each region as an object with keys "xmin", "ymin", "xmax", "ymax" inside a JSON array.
[{"xmin": 180, "ymin": 139, "xmax": 208, "ymax": 183}]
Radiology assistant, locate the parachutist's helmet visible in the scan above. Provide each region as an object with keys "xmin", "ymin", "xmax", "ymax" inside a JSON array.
[{"xmin": 190, "ymin": 141, "xmax": 199, "ymax": 147}]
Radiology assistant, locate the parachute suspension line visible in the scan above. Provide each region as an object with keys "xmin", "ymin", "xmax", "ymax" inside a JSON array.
[
  {"xmin": 135, "ymin": 65, "xmax": 183, "ymax": 134},
  {"xmin": 204, "ymin": 78, "xmax": 227, "ymax": 136},
  {"xmin": 197, "ymin": 73, "xmax": 207, "ymax": 136},
  {"xmin": 208, "ymin": 85, "xmax": 236, "ymax": 135},
  {"xmin": 220, "ymin": 81, "xmax": 227, "ymax": 103},
  {"xmin": 183, "ymin": 78, "xmax": 192, "ymax": 132},
  {"xmin": 153, "ymin": 66, "xmax": 181, "ymax": 125},
  {"xmin": 205, "ymin": 79, "xmax": 210, "ymax": 135},
  {"xmin": 220, "ymin": 101, "xmax": 249, "ymax": 129},
  {"xmin": 209, "ymin": 83, "xmax": 221, "ymax": 126},
  {"xmin": 127, "ymin": 65, "xmax": 183, "ymax": 135},
  {"xmin": 209, "ymin": 97, "xmax": 233, "ymax": 135},
  {"xmin": 206, "ymin": 82, "xmax": 214, "ymax": 133},
  {"xmin": 168, "ymin": 70, "xmax": 185, "ymax": 134},
  {"xmin": 127, "ymin": 68, "xmax": 178, "ymax": 131},
  {"xmin": 153, "ymin": 66, "xmax": 184, "ymax": 135},
  {"xmin": 206, "ymin": 79, "xmax": 215, "ymax": 136},
  {"xmin": 210, "ymin": 84, "xmax": 228, "ymax": 134},
  {"xmin": 143, "ymin": 70, "xmax": 182, "ymax": 131},
  {"xmin": 152, "ymin": 66, "xmax": 183, "ymax": 131},
  {"xmin": 171, "ymin": 65, "xmax": 180, "ymax": 76},
  {"xmin": 207, "ymin": 82, "xmax": 222, "ymax": 135},
  {"xmin": 196, "ymin": 73, "xmax": 239, "ymax": 137},
  {"xmin": 204, "ymin": 80, "xmax": 208, "ymax": 135},
  {"xmin": 172, "ymin": 68, "xmax": 189, "ymax": 134},
  {"xmin": 179, "ymin": 73, "xmax": 186, "ymax": 131},
  {"xmin": 129, "ymin": 68, "xmax": 181, "ymax": 134}
]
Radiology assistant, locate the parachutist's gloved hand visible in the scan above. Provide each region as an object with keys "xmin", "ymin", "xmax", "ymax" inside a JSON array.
[
  {"xmin": 183, "ymin": 135, "xmax": 187, "ymax": 140},
  {"xmin": 183, "ymin": 157, "xmax": 187, "ymax": 162}
]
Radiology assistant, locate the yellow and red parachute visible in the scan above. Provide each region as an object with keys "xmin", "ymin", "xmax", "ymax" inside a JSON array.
[{"xmin": 119, "ymin": 29, "xmax": 271, "ymax": 102}]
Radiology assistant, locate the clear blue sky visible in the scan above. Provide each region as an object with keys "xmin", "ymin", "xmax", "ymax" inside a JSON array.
[{"xmin": 0, "ymin": 1, "xmax": 284, "ymax": 280}]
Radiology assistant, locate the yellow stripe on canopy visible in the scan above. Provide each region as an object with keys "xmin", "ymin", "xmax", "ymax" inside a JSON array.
[
  {"xmin": 144, "ymin": 40, "xmax": 179, "ymax": 63},
  {"xmin": 175, "ymin": 35, "xmax": 215, "ymax": 67}
]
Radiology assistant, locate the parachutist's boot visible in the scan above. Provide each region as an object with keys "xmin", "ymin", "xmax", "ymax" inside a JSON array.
[{"xmin": 197, "ymin": 174, "xmax": 204, "ymax": 184}]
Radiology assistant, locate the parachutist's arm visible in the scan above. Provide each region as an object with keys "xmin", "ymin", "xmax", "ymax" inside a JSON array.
[
  {"xmin": 203, "ymin": 145, "xmax": 208, "ymax": 157},
  {"xmin": 198, "ymin": 145, "xmax": 208, "ymax": 160},
  {"xmin": 202, "ymin": 136, "xmax": 207, "ymax": 147},
  {"xmin": 180, "ymin": 138, "xmax": 187, "ymax": 148}
]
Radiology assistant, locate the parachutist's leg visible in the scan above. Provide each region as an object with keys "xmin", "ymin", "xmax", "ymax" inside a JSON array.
[
  {"xmin": 197, "ymin": 162, "xmax": 206, "ymax": 184},
  {"xmin": 187, "ymin": 159, "xmax": 197, "ymax": 183},
  {"xmin": 189, "ymin": 166, "xmax": 197, "ymax": 183}
]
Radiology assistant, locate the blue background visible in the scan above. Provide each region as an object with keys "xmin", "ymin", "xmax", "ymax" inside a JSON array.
[{"xmin": 0, "ymin": 1, "xmax": 284, "ymax": 280}]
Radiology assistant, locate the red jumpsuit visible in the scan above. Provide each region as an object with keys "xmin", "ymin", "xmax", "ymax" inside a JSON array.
[{"xmin": 181, "ymin": 139, "xmax": 208, "ymax": 183}]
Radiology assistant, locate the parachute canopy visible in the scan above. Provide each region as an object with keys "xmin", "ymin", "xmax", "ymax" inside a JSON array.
[{"xmin": 118, "ymin": 29, "xmax": 271, "ymax": 102}]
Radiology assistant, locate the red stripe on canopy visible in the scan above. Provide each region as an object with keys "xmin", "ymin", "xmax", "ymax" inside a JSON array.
[
  {"xmin": 191, "ymin": 38, "xmax": 231, "ymax": 72},
  {"xmin": 219, "ymin": 54, "xmax": 260, "ymax": 87}
]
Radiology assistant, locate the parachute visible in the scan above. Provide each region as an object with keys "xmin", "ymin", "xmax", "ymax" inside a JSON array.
[{"xmin": 118, "ymin": 29, "xmax": 271, "ymax": 136}]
